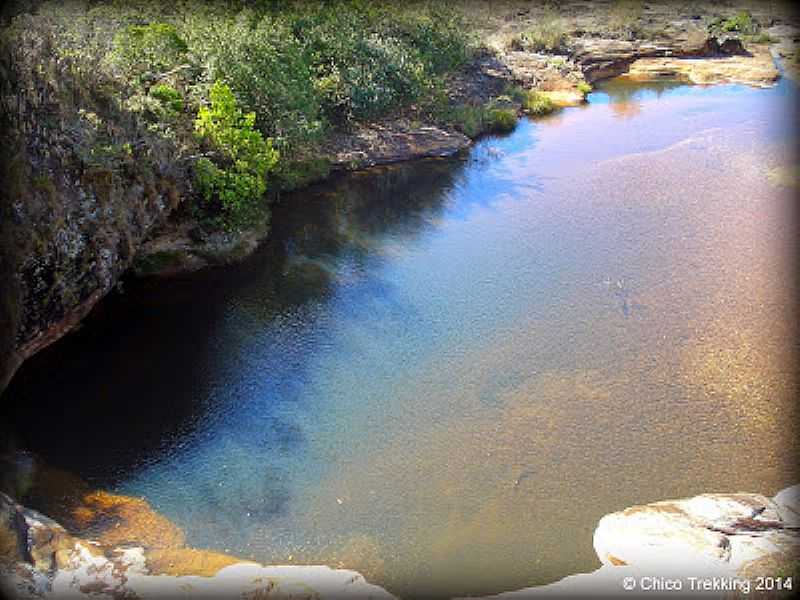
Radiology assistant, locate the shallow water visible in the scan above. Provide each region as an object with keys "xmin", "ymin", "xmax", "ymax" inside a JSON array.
[{"xmin": 3, "ymin": 77, "xmax": 798, "ymax": 597}]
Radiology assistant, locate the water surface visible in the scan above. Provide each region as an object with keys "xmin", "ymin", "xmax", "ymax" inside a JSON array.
[{"xmin": 3, "ymin": 77, "xmax": 798, "ymax": 597}]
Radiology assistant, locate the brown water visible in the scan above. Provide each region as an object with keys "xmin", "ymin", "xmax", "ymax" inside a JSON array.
[{"xmin": 2, "ymin": 78, "xmax": 798, "ymax": 597}]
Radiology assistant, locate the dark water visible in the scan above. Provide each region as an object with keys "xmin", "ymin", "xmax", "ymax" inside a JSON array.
[{"xmin": 2, "ymin": 77, "xmax": 798, "ymax": 597}]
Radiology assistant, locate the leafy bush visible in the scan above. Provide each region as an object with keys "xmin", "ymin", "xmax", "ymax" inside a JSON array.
[
  {"xmin": 503, "ymin": 84, "xmax": 528, "ymax": 104},
  {"xmin": 485, "ymin": 108, "xmax": 518, "ymax": 132},
  {"xmin": 194, "ymin": 82, "xmax": 279, "ymax": 229},
  {"xmin": 577, "ymin": 81, "xmax": 592, "ymax": 96},
  {"xmin": 449, "ymin": 104, "xmax": 486, "ymax": 138},
  {"xmin": 708, "ymin": 11, "xmax": 760, "ymax": 36},
  {"xmin": 390, "ymin": 7, "xmax": 472, "ymax": 74},
  {"xmin": 149, "ymin": 83, "xmax": 183, "ymax": 114},
  {"xmin": 111, "ymin": 22, "xmax": 188, "ymax": 82},
  {"xmin": 296, "ymin": 10, "xmax": 424, "ymax": 123},
  {"xmin": 184, "ymin": 13, "xmax": 322, "ymax": 147},
  {"xmin": 522, "ymin": 91, "xmax": 555, "ymax": 115}
]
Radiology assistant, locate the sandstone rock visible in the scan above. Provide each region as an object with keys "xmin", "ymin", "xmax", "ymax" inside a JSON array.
[
  {"xmin": 594, "ymin": 490, "xmax": 799, "ymax": 576},
  {"xmin": 467, "ymin": 486, "xmax": 800, "ymax": 599},
  {"xmin": 773, "ymin": 484, "xmax": 800, "ymax": 527},
  {"xmin": 323, "ymin": 120, "xmax": 471, "ymax": 171},
  {"xmin": 622, "ymin": 46, "xmax": 779, "ymax": 88},
  {"xmin": 2, "ymin": 491, "xmax": 397, "ymax": 599},
  {"xmin": 125, "ymin": 563, "xmax": 395, "ymax": 600}
]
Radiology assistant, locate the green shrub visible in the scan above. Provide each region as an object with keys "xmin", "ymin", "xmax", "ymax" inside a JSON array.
[
  {"xmin": 522, "ymin": 91, "xmax": 555, "ymax": 116},
  {"xmin": 577, "ymin": 81, "xmax": 592, "ymax": 96},
  {"xmin": 149, "ymin": 83, "xmax": 183, "ymax": 114},
  {"xmin": 503, "ymin": 84, "xmax": 529, "ymax": 104},
  {"xmin": 709, "ymin": 11, "xmax": 759, "ymax": 35},
  {"xmin": 390, "ymin": 6, "xmax": 472, "ymax": 74},
  {"xmin": 449, "ymin": 104, "xmax": 486, "ymax": 138},
  {"xmin": 485, "ymin": 108, "xmax": 518, "ymax": 133},
  {"xmin": 111, "ymin": 22, "xmax": 188, "ymax": 82},
  {"xmin": 297, "ymin": 9, "xmax": 427, "ymax": 123},
  {"xmin": 721, "ymin": 12, "xmax": 756, "ymax": 33},
  {"xmin": 194, "ymin": 82, "xmax": 279, "ymax": 229},
  {"xmin": 184, "ymin": 14, "xmax": 322, "ymax": 147}
]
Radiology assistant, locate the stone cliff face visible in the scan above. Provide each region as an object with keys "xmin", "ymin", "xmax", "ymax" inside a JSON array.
[{"xmin": 0, "ymin": 14, "xmax": 187, "ymax": 391}]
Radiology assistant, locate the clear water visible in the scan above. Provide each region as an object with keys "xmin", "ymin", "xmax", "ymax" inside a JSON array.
[{"xmin": 3, "ymin": 77, "xmax": 798, "ymax": 597}]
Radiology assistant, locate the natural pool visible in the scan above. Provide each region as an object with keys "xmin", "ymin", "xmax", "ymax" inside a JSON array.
[{"xmin": 3, "ymin": 77, "xmax": 798, "ymax": 597}]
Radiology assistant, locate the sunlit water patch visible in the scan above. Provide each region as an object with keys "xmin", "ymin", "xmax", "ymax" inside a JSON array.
[{"xmin": 3, "ymin": 76, "xmax": 797, "ymax": 598}]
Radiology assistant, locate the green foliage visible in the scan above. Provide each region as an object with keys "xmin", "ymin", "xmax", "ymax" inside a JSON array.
[
  {"xmin": 484, "ymin": 108, "xmax": 518, "ymax": 133},
  {"xmin": 577, "ymin": 81, "xmax": 592, "ymax": 96},
  {"xmin": 194, "ymin": 82, "xmax": 279, "ymax": 229},
  {"xmin": 503, "ymin": 84, "xmax": 528, "ymax": 105},
  {"xmin": 390, "ymin": 7, "xmax": 473, "ymax": 74},
  {"xmin": 522, "ymin": 91, "xmax": 555, "ymax": 116},
  {"xmin": 184, "ymin": 13, "xmax": 322, "ymax": 147},
  {"xmin": 711, "ymin": 11, "xmax": 758, "ymax": 35},
  {"xmin": 448, "ymin": 101, "xmax": 519, "ymax": 138},
  {"xmin": 449, "ymin": 104, "xmax": 486, "ymax": 138},
  {"xmin": 111, "ymin": 22, "xmax": 187, "ymax": 82},
  {"xmin": 149, "ymin": 83, "xmax": 183, "ymax": 114},
  {"xmin": 296, "ymin": 9, "xmax": 421, "ymax": 123},
  {"xmin": 21, "ymin": 1, "xmax": 476, "ymax": 233}
]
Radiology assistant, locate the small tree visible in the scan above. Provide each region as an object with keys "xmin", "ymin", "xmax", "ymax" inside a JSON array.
[{"xmin": 194, "ymin": 82, "xmax": 279, "ymax": 230}]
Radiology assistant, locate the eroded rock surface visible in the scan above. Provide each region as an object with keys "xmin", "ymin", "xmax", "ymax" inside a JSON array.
[
  {"xmin": 0, "ymin": 15, "xmax": 187, "ymax": 391},
  {"xmin": 322, "ymin": 120, "xmax": 471, "ymax": 171},
  {"xmin": 623, "ymin": 45, "xmax": 779, "ymax": 87},
  {"xmin": 0, "ymin": 493, "xmax": 395, "ymax": 599},
  {"xmin": 467, "ymin": 485, "xmax": 799, "ymax": 599}
]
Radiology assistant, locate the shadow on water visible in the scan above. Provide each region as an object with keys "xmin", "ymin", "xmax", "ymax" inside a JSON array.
[{"xmin": 0, "ymin": 154, "xmax": 473, "ymax": 518}]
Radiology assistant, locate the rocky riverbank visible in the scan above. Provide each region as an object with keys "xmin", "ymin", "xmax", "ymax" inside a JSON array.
[
  {"xmin": 471, "ymin": 485, "xmax": 800, "ymax": 599},
  {"xmin": 2, "ymin": 484, "xmax": 797, "ymax": 599},
  {"xmin": 0, "ymin": 492, "xmax": 395, "ymax": 599}
]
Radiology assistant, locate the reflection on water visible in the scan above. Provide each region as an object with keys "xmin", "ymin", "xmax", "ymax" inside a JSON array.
[{"xmin": 2, "ymin": 77, "xmax": 798, "ymax": 598}]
